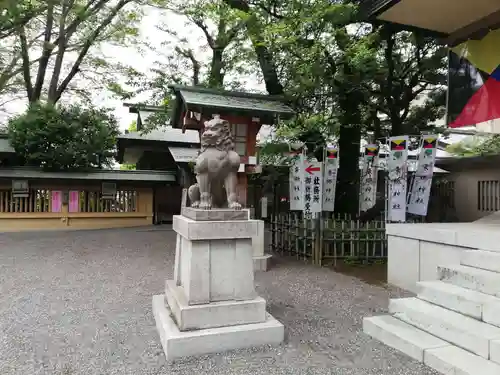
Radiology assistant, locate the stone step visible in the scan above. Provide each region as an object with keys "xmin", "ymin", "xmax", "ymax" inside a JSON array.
[
  {"xmin": 417, "ymin": 280, "xmax": 500, "ymax": 320},
  {"xmin": 389, "ymin": 297, "xmax": 500, "ymax": 359},
  {"xmin": 425, "ymin": 345, "xmax": 500, "ymax": 375},
  {"xmin": 461, "ymin": 249, "xmax": 500, "ymax": 273},
  {"xmin": 362, "ymin": 315, "xmax": 450, "ymax": 362},
  {"xmin": 438, "ymin": 264, "xmax": 500, "ymax": 297}
]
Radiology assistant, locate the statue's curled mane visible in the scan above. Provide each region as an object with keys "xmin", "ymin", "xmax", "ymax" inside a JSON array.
[{"xmin": 200, "ymin": 118, "xmax": 235, "ymax": 152}]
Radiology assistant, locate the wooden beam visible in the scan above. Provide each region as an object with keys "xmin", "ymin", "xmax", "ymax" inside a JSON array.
[
  {"xmin": 444, "ymin": 8, "xmax": 500, "ymax": 46},
  {"xmin": 371, "ymin": 20, "xmax": 448, "ymax": 38},
  {"xmin": 361, "ymin": 0, "xmax": 398, "ymax": 19}
]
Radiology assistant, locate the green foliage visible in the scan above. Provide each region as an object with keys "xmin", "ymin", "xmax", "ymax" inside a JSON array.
[
  {"xmin": 120, "ymin": 163, "xmax": 136, "ymax": 170},
  {"xmin": 367, "ymin": 30, "xmax": 447, "ymax": 137},
  {"xmin": 0, "ymin": 0, "xmax": 43, "ymax": 38},
  {"xmin": 120, "ymin": 120, "xmax": 137, "ymax": 170},
  {"xmin": 7, "ymin": 103, "xmax": 119, "ymax": 171},
  {"xmin": 134, "ymin": 0, "xmax": 257, "ymax": 107},
  {"xmin": 446, "ymin": 136, "xmax": 500, "ymax": 157},
  {"xmin": 475, "ymin": 136, "xmax": 500, "ymax": 155},
  {"xmin": 258, "ymin": 113, "xmax": 335, "ymax": 165},
  {"xmin": 128, "ymin": 120, "xmax": 137, "ymax": 132},
  {"xmin": 0, "ymin": 0, "xmax": 147, "ymax": 106}
]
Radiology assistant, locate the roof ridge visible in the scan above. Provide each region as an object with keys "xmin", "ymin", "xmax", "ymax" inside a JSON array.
[{"xmin": 168, "ymin": 84, "xmax": 286, "ymax": 101}]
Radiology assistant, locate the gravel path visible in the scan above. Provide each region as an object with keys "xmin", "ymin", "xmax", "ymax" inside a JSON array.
[{"xmin": 0, "ymin": 227, "xmax": 438, "ymax": 375}]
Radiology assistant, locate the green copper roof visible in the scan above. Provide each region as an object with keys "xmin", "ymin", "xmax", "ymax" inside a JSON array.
[
  {"xmin": 169, "ymin": 85, "xmax": 295, "ymax": 123},
  {"xmin": 178, "ymin": 88, "xmax": 295, "ymax": 116}
]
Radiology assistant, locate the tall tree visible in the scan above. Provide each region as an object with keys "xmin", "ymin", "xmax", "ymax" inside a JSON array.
[
  {"xmin": 1, "ymin": 0, "xmax": 146, "ymax": 106},
  {"xmin": 144, "ymin": 0, "xmax": 249, "ymax": 99},
  {"xmin": 234, "ymin": 0, "xmax": 446, "ymax": 215},
  {"xmin": 366, "ymin": 26, "xmax": 447, "ymax": 138},
  {"xmin": 223, "ymin": 0, "xmax": 284, "ymax": 95}
]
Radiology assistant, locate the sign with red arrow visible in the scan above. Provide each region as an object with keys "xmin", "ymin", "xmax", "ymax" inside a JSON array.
[
  {"xmin": 305, "ymin": 164, "xmax": 321, "ymax": 175},
  {"xmin": 303, "ymin": 161, "xmax": 322, "ymax": 217}
]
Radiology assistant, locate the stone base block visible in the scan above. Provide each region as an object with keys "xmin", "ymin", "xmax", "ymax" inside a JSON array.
[
  {"xmin": 181, "ymin": 207, "xmax": 250, "ymax": 221},
  {"xmin": 165, "ymin": 280, "xmax": 266, "ymax": 330},
  {"xmin": 152, "ymin": 294, "xmax": 284, "ymax": 361},
  {"xmin": 253, "ymin": 254, "xmax": 273, "ymax": 272},
  {"xmin": 173, "ymin": 215, "xmax": 258, "ymax": 240}
]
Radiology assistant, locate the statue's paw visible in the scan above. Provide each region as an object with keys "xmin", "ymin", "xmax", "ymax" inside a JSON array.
[
  {"xmin": 229, "ymin": 202, "xmax": 242, "ymax": 210},
  {"xmin": 191, "ymin": 201, "xmax": 200, "ymax": 208},
  {"xmin": 199, "ymin": 202, "xmax": 212, "ymax": 210}
]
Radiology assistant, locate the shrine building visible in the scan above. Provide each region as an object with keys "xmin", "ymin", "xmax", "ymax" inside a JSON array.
[{"xmin": 117, "ymin": 85, "xmax": 295, "ymax": 219}]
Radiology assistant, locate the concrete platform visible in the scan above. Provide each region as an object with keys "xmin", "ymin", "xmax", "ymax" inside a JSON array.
[
  {"xmin": 389, "ymin": 297, "xmax": 500, "ymax": 359},
  {"xmin": 417, "ymin": 280, "xmax": 500, "ymax": 320},
  {"xmin": 365, "ymin": 220, "xmax": 500, "ymax": 373},
  {"xmin": 152, "ymin": 294, "xmax": 284, "ymax": 360},
  {"xmin": 438, "ymin": 264, "xmax": 500, "ymax": 296},
  {"xmin": 385, "ymin": 222, "xmax": 500, "ymax": 293},
  {"xmin": 173, "ymin": 215, "xmax": 259, "ymax": 241},
  {"xmin": 165, "ymin": 280, "xmax": 266, "ymax": 331},
  {"xmin": 364, "ymin": 315, "xmax": 500, "ymax": 374},
  {"xmin": 253, "ymin": 254, "xmax": 272, "ymax": 272},
  {"xmin": 424, "ymin": 345, "xmax": 500, "ymax": 375},
  {"xmin": 484, "ymin": 301, "xmax": 500, "ymax": 328},
  {"xmin": 181, "ymin": 207, "xmax": 250, "ymax": 221},
  {"xmin": 461, "ymin": 249, "xmax": 500, "ymax": 273},
  {"xmin": 362, "ymin": 315, "xmax": 450, "ymax": 362}
]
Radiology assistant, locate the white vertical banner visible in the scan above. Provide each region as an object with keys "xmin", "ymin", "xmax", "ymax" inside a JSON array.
[
  {"xmin": 359, "ymin": 144, "xmax": 379, "ymax": 212},
  {"xmin": 407, "ymin": 135, "xmax": 438, "ymax": 216},
  {"xmin": 387, "ymin": 136, "xmax": 409, "ymax": 222},
  {"xmin": 289, "ymin": 154, "xmax": 304, "ymax": 211},
  {"xmin": 322, "ymin": 146, "xmax": 339, "ymax": 212},
  {"xmin": 303, "ymin": 161, "xmax": 322, "ymax": 219},
  {"xmin": 261, "ymin": 196, "xmax": 268, "ymax": 218}
]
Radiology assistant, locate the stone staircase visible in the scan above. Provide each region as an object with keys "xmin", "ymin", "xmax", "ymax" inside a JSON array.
[{"xmin": 363, "ymin": 247, "xmax": 500, "ymax": 374}]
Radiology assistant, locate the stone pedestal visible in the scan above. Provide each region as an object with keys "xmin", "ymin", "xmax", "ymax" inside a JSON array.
[
  {"xmin": 252, "ymin": 220, "xmax": 273, "ymax": 271},
  {"xmin": 152, "ymin": 210, "xmax": 284, "ymax": 360}
]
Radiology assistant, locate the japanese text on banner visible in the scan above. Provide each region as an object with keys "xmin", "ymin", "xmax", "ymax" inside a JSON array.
[
  {"xmin": 359, "ymin": 144, "xmax": 379, "ymax": 212},
  {"xmin": 407, "ymin": 135, "xmax": 437, "ymax": 216},
  {"xmin": 387, "ymin": 136, "xmax": 409, "ymax": 222},
  {"xmin": 289, "ymin": 154, "xmax": 304, "ymax": 211},
  {"xmin": 323, "ymin": 147, "xmax": 338, "ymax": 212}
]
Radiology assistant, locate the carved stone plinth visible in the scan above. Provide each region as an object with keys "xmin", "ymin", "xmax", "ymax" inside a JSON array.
[{"xmin": 152, "ymin": 211, "xmax": 284, "ymax": 360}]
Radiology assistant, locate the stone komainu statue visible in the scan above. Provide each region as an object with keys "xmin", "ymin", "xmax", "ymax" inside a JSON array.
[{"xmin": 188, "ymin": 117, "xmax": 242, "ymax": 210}]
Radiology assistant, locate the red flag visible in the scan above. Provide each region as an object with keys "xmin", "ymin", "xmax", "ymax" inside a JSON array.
[{"xmin": 449, "ymin": 66, "xmax": 500, "ymax": 128}]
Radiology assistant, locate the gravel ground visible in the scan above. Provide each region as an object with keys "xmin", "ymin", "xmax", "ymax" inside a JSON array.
[{"xmin": 0, "ymin": 227, "xmax": 438, "ymax": 375}]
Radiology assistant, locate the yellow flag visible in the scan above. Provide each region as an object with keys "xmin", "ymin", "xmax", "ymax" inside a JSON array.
[{"xmin": 451, "ymin": 29, "xmax": 500, "ymax": 74}]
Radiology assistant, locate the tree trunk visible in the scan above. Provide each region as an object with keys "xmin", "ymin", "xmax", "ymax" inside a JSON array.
[
  {"xmin": 254, "ymin": 42, "xmax": 284, "ymax": 95},
  {"xmin": 383, "ymin": 26, "xmax": 403, "ymax": 136},
  {"xmin": 223, "ymin": 0, "xmax": 283, "ymax": 95},
  {"xmin": 48, "ymin": 1, "xmax": 71, "ymax": 102},
  {"xmin": 18, "ymin": 27, "xmax": 33, "ymax": 102},
  {"xmin": 31, "ymin": 0, "xmax": 55, "ymax": 103},
  {"xmin": 50, "ymin": 0, "xmax": 132, "ymax": 103},
  {"xmin": 208, "ymin": 48, "xmax": 225, "ymax": 88},
  {"xmin": 335, "ymin": 99, "xmax": 362, "ymax": 216}
]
